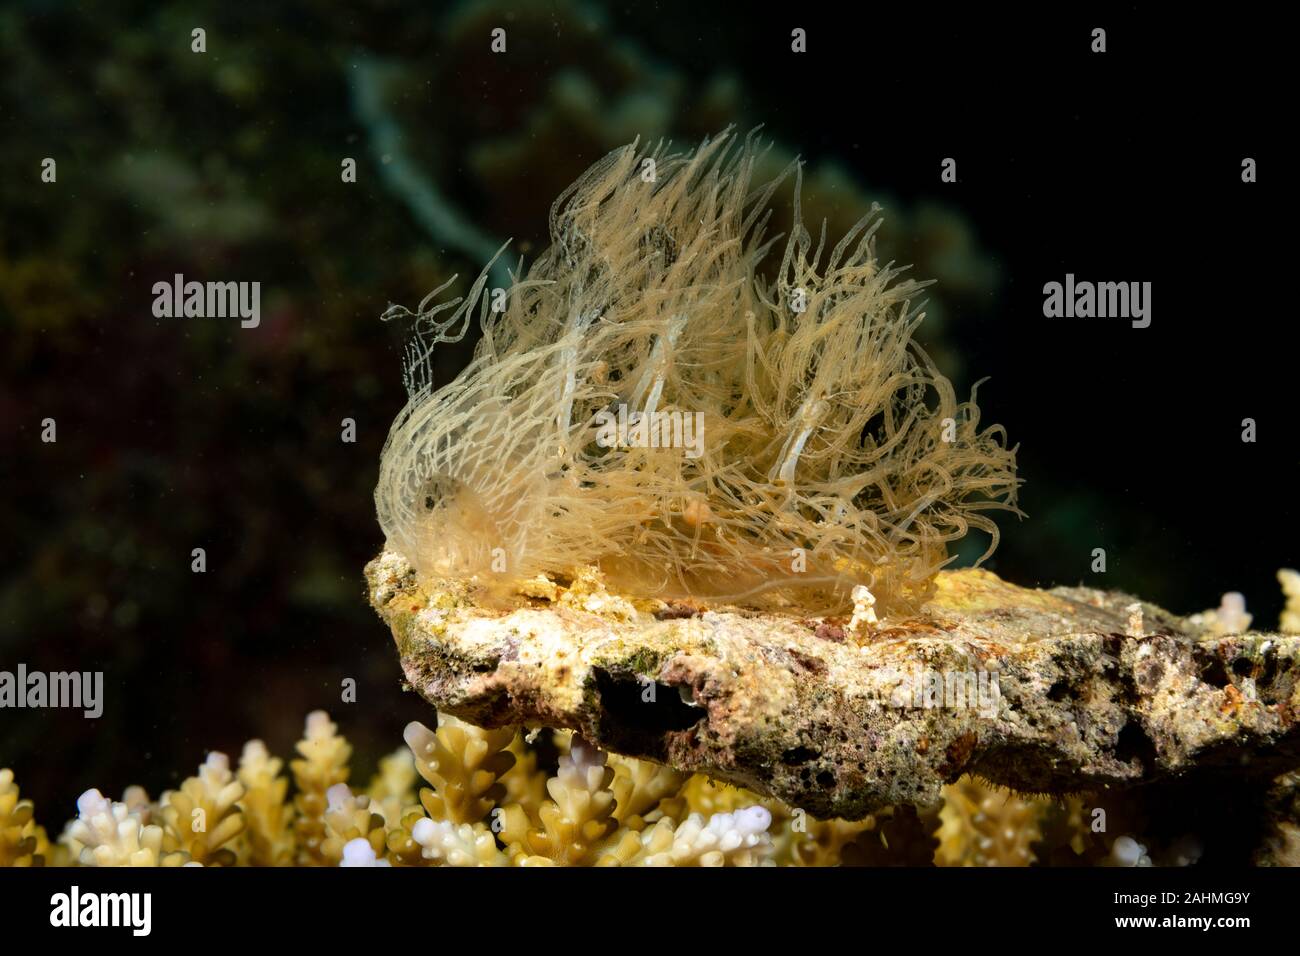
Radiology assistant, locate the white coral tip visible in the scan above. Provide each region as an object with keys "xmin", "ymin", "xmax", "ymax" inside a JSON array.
[
  {"xmin": 567, "ymin": 735, "xmax": 606, "ymax": 771},
  {"xmin": 204, "ymin": 751, "xmax": 230, "ymax": 774},
  {"xmin": 1111, "ymin": 835, "xmax": 1148, "ymax": 866},
  {"xmin": 241, "ymin": 739, "xmax": 269, "ymax": 761},
  {"xmin": 402, "ymin": 720, "xmax": 430, "ymax": 752},
  {"xmin": 326, "ymin": 783, "xmax": 353, "ymax": 811},
  {"xmin": 305, "ymin": 710, "xmax": 333, "ymax": 738},
  {"xmin": 340, "ymin": 838, "xmax": 388, "ymax": 867},
  {"xmin": 76, "ymin": 788, "xmax": 110, "ymax": 819},
  {"xmin": 411, "ymin": 817, "xmax": 437, "ymax": 844},
  {"xmin": 732, "ymin": 805, "xmax": 772, "ymax": 835}
]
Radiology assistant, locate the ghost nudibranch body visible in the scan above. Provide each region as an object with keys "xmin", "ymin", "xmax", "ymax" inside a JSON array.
[{"xmin": 375, "ymin": 130, "xmax": 1019, "ymax": 612}]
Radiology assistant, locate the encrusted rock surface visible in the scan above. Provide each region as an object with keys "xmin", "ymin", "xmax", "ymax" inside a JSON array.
[{"xmin": 366, "ymin": 550, "xmax": 1300, "ymax": 820}]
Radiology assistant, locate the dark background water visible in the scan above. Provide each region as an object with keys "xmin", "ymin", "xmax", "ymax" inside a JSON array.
[{"xmin": 0, "ymin": 3, "xmax": 1291, "ymax": 816}]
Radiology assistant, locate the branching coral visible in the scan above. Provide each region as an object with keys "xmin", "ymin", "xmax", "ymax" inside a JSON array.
[
  {"xmin": 64, "ymin": 789, "xmax": 189, "ymax": 867},
  {"xmin": 839, "ymin": 806, "xmax": 941, "ymax": 866},
  {"xmin": 411, "ymin": 817, "xmax": 508, "ymax": 867},
  {"xmin": 291, "ymin": 710, "xmax": 352, "ymax": 865},
  {"xmin": 236, "ymin": 740, "xmax": 295, "ymax": 866},
  {"xmin": 365, "ymin": 747, "xmax": 418, "ymax": 829},
  {"xmin": 404, "ymin": 713, "xmax": 516, "ymax": 824},
  {"xmin": 158, "ymin": 752, "xmax": 246, "ymax": 866},
  {"xmin": 1189, "ymin": 591, "xmax": 1254, "ymax": 637},
  {"xmin": 376, "ymin": 130, "xmax": 1019, "ymax": 613},
  {"xmin": 609, "ymin": 753, "xmax": 685, "ymax": 829},
  {"xmin": 601, "ymin": 806, "xmax": 774, "ymax": 866},
  {"xmin": 673, "ymin": 771, "xmax": 880, "ymax": 867},
  {"xmin": 500, "ymin": 735, "xmax": 620, "ymax": 865},
  {"xmin": 321, "ymin": 784, "xmax": 386, "ymax": 866},
  {"xmin": 936, "ymin": 776, "xmax": 1045, "ymax": 866},
  {"xmin": 1280, "ymin": 569, "xmax": 1300, "ymax": 634},
  {"xmin": 59, "ymin": 755, "xmax": 249, "ymax": 868},
  {"xmin": 1255, "ymin": 770, "xmax": 1300, "ymax": 866},
  {"xmin": 0, "ymin": 769, "xmax": 47, "ymax": 866},
  {"xmin": 500, "ymin": 733, "xmax": 548, "ymax": 821},
  {"xmin": 0, "ymin": 715, "xmax": 1253, "ymax": 868}
]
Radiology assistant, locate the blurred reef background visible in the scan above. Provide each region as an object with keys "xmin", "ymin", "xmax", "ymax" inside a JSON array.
[{"xmin": 0, "ymin": 1, "xmax": 1289, "ymax": 815}]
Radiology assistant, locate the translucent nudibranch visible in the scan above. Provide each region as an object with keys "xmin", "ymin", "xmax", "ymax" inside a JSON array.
[{"xmin": 375, "ymin": 130, "xmax": 1019, "ymax": 612}]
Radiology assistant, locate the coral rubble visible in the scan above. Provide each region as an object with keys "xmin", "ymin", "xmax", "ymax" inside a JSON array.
[{"xmin": 367, "ymin": 550, "xmax": 1300, "ymax": 821}]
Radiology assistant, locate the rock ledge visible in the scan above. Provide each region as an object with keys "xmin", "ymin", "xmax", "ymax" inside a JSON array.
[{"xmin": 366, "ymin": 550, "xmax": 1300, "ymax": 819}]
